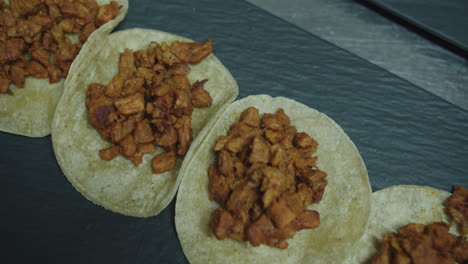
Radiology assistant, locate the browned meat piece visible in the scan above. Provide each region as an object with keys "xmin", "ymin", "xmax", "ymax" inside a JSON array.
[
  {"xmin": 261, "ymin": 166, "xmax": 291, "ymax": 208},
  {"xmin": 0, "ymin": 78, "xmax": 11, "ymax": 94},
  {"xmin": 210, "ymin": 208, "xmax": 234, "ymax": 240},
  {"xmin": 138, "ymin": 143, "xmax": 156, "ymax": 154},
  {"xmin": 0, "ymin": 10, "xmax": 16, "ymax": 27},
  {"xmin": 87, "ymin": 96, "xmax": 117, "ymax": 129},
  {"xmin": 240, "ymin": 107, "xmax": 260, "ymax": 128},
  {"xmin": 47, "ymin": 64, "xmax": 62, "ymax": 83},
  {"xmin": 133, "ymin": 49, "xmax": 154, "ymax": 68},
  {"xmin": 151, "ymin": 151, "xmax": 177, "ymax": 174},
  {"xmin": 10, "ymin": 60, "xmax": 27, "ymax": 88},
  {"xmin": 119, "ymin": 135, "xmax": 136, "ymax": 158},
  {"xmin": 445, "ymin": 185, "xmax": 468, "ymax": 235},
  {"xmin": 59, "ymin": 18, "xmax": 82, "ymax": 33},
  {"xmin": 27, "ymin": 60, "xmax": 48, "ymax": 78},
  {"xmin": 175, "ymin": 115, "xmax": 192, "ymax": 156},
  {"xmin": 86, "ymin": 83, "xmax": 106, "ymax": 106},
  {"xmin": 268, "ymin": 198, "xmax": 296, "ymax": 229},
  {"xmin": 114, "ymin": 93, "xmax": 145, "ymax": 115},
  {"xmin": 169, "ymin": 39, "xmax": 213, "ymax": 64},
  {"xmin": 119, "ymin": 48, "xmax": 135, "ymax": 76},
  {"xmin": 213, "ymin": 135, "xmax": 230, "ymax": 152},
  {"xmin": 9, "ymin": 0, "xmax": 43, "ymax": 17},
  {"xmin": 0, "ymin": 39, "xmax": 25, "ymax": 64},
  {"xmin": 29, "ymin": 14, "xmax": 53, "ymax": 28},
  {"xmin": 98, "ymin": 145, "xmax": 120, "ymax": 161},
  {"xmin": 155, "ymin": 125, "xmax": 177, "ymax": 151},
  {"xmin": 17, "ymin": 19, "xmax": 43, "ymax": 43},
  {"xmin": 121, "ymin": 77, "xmax": 144, "ymax": 96},
  {"xmin": 49, "ymin": 24, "xmax": 65, "ymax": 44},
  {"xmin": 280, "ymin": 126, "xmax": 297, "ymax": 148},
  {"xmin": 156, "ymin": 42, "xmax": 180, "ymax": 66},
  {"xmin": 191, "ymin": 79, "xmax": 212, "ymax": 108},
  {"xmin": 95, "ymin": 1, "xmax": 120, "ymax": 27},
  {"xmin": 262, "ymin": 108, "xmax": 290, "ymax": 130},
  {"xmin": 294, "ymin": 132, "xmax": 317, "ymax": 150},
  {"xmin": 79, "ymin": 22, "xmax": 96, "ymax": 43},
  {"xmin": 247, "ymin": 214, "xmax": 276, "ymax": 247},
  {"xmin": 226, "ymin": 182, "xmax": 259, "ymax": 223},
  {"xmin": 135, "ymin": 67, "xmax": 154, "ymax": 86},
  {"xmin": 248, "ymin": 136, "xmax": 271, "ymax": 164},
  {"xmin": 294, "ymin": 209, "xmax": 320, "ymax": 229},
  {"xmin": 168, "ymin": 62, "xmax": 190, "ymax": 75},
  {"xmin": 134, "ymin": 120, "xmax": 154, "ymax": 144},
  {"xmin": 60, "ymin": 2, "xmax": 93, "ymax": 24},
  {"xmin": 111, "ymin": 117, "xmax": 136, "ymax": 143},
  {"xmin": 54, "ymin": 43, "xmax": 81, "ymax": 76},
  {"xmin": 208, "ymin": 165, "xmax": 231, "ymax": 205},
  {"xmin": 48, "ymin": 4, "xmax": 62, "ymax": 21},
  {"xmin": 29, "ymin": 45, "xmax": 51, "ymax": 67}
]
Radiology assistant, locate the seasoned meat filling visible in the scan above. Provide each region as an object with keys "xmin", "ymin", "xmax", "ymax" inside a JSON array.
[
  {"xmin": 445, "ymin": 185, "xmax": 468, "ymax": 235},
  {"xmin": 0, "ymin": 0, "xmax": 121, "ymax": 94},
  {"xmin": 86, "ymin": 40, "xmax": 214, "ymax": 174},
  {"xmin": 371, "ymin": 222, "xmax": 468, "ymax": 264},
  {"xmin": 209, "ymin": 107, "xmax": 327, "ymax": 249}
]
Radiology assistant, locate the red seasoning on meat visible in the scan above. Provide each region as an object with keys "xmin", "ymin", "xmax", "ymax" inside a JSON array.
[
  {"xmin": 208, "ymin": 107, "xmax": 327, "ymax": 249},
  {"xmin": 86, "ymin": 40, "xmax": 214, "ymax": 174},
  {"xmin": 0, "ymin": 0, "xmax": 121, "ymax": 94}
]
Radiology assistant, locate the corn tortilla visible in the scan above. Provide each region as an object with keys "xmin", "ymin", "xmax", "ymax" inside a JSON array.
[
  {"xmin": 52, "ymin": 28, "xmax": 239, "ymax": 217},
  {"xmin": 344, "ymin": 185, "xmax": 459, "ymax": 264},
  {"xmin": 175, "ymin": 95, "xmax": 371, "ymax": 264},
  {"xmin": 0, "ymin": 0, "xmax": 128, "ymax": 137}
]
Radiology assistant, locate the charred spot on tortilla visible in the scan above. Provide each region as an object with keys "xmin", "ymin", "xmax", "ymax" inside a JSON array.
[
  {"xmin": 0, "ymin": 0, "xmax": 122, "ymax": 95},
  {"xmin": 208, "ymin": 107, "xmax": 327, "ymax": 249},
  {"xmin": 86, "ymin": 39, "xmax": 214, "ymax": 174}
]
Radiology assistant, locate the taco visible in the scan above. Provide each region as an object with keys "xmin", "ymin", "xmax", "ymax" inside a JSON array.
[
  {"xmin": 175, "ymin": 95, "xmax": 371, "ymax": 264},
  {"xmin": 344, "ymin": 185, "xmax": 466, "ymax": 264},
  {"xmin": 0, "ymin": 0, "xmax": 128, "ymax": 137},
  {"xmin": 52, "ymin": 28, "xmax": 239, "ymax": 217}
]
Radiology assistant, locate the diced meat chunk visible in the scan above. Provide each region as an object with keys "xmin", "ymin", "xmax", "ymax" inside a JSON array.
[
  {"xmin": 87, "ymin": 96, "xmax": 117, "ymax": 129},
  {"xmin": 445, "ymin": 185, "xmax": 468, "ymax": 235},
  {"xmin": 10, "ymin": 60, "xmax": 27, "ymax": 88},
  {"xmin": 151, "ymin": 151, "xmax": 177, "ymax": 174},
  {"xmin": 119, "ymin": 135, "xmax": 136, "ymax": 158},
  {"xmin": 99, "ymin": 145, "xmax": 120, "ymax": 161},
  {"xmin": 210, "ymin": 208, "xmax": 234, "ymax": 240},
  {"xmin": 0, "ymin": 78, "xmax": 11, "ymax": 94},
  {"xmin": 79, "ymin": 22, "xmax": 96, "ymax": 43},
  {"xmin": 268, "ymin": 198, "xmax": 296, "ymax": 229},
  {"xmin": 10, "ymin": 0, "xmax": 43, "ymax": 17},
  {"xmin": 169, "ymin": 39, "xmax": 213, "ymax": 64},
  {"xmin": 240, "ymin": 107, "xmax": 260, "ymax": 128},
  {"xmin": 175, "ymin": 115, "xmax": 192, "ymax": 156},
  {"xmin": 111, "ymin": 117, "xmax": 136, "ymax": 143},
  {"xmin": 0, "ymin": 39, "xmax": 25, "ymax": 64},
  {"xmin": 27, "ymin": 60, "xmax": 48, "ymax": 78},
  {"xmin": 248, "ymin": 136, "xmax": 271, "ymax": 164},
  {"xmin": 114, "ymin": 93, "xmax": 145, "ymax": 115},
  {"xmin": 134, "ymin": 120, "xmax": 154, "ymax": 144},
  {"xmin": 95, "ymin": 1, "xmax": 120, "ymax": 27},
  {"xmin": 208, "ymin": 165, "xmax": 231, "ymax": 205},
  {"xmin": 262, "ymin": 108, "xmax": 290, "ymax": 130},
  {"xmin": 191, "ymin": 79, "xmax": 212, "ymax": 108}
]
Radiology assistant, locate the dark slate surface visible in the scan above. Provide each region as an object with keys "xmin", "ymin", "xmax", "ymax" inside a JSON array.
[
  {"xmin": 362, "ymin": 0, "xmax": 468, "ymax": 53},
  {"xmin": 1, "ymin": 0, "xmax": 467, "ymax": 263}
]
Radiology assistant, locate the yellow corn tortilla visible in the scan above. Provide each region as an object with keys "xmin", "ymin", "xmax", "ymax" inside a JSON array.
[
  {"xmin": 344, "ymin": 185, "xmax": 458, "ymax": 263},
  {"xmin": 52, "ymin": 28, "xmax": 239, "ymax": 217},
  {"xmin": 175, "ymin": 95, "xmax": 371, "ymax": 264},
  {"xmin": 0, "ymin": 0, "xmax": 128, "ymax": 137}
]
